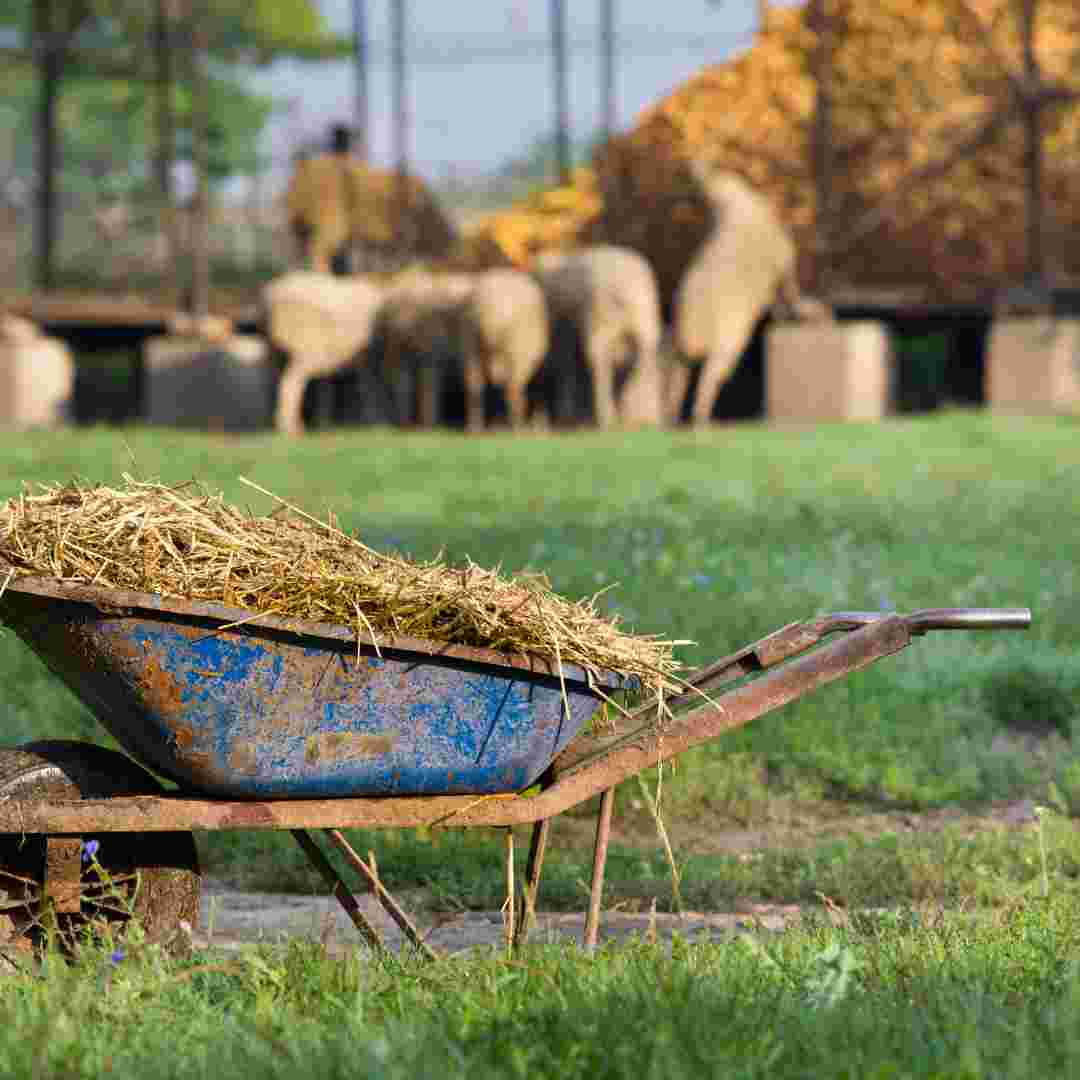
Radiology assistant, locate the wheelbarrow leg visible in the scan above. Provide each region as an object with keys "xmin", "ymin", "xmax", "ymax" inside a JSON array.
[
  {"xmin": 503, "ymin": 828, "xmax": 515, "ymax": 951},
  {"xmin": 290, "ymin": 830, "xmax": 389, "ymax": 958},
  {"xmin": 323, "ymin": 829, "xmax": 439, "ymax": 962},
  {"xmin": 514, "ymin": 817, "xmax": 550, "ymax": 950},
  {"xmin": 583, "ymin": 786, "xmax": 615, "ymax": 951}
]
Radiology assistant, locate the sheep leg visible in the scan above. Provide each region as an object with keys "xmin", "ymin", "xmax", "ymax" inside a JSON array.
[
  {"xmin": 690, "ymin": 310, "xmax": 759, "ymax": 426},
  {"xmin": 462, "ymin": 350, "xmax": 486, "ymax": 433},
  {"xmin": 587, "ymin": 334, "xmax": 618, "ymax": 430},
  {"xmin": 386, "ymin": 338, "xmax": 414, "ymax": 426},
  {"xmin": 417, "ymin": 353, "xmax": 440, "ymax": 428},
  {"xmin": 665, "ymin": 361, "xmax": 693, "ymax": 425},
  {"xmin": 274, "ymin": 365, "xmax": 308, "ymax": 436},
  {"xmin": 505, "ymin": 378, "xmax": 529, "ymax": 430}
]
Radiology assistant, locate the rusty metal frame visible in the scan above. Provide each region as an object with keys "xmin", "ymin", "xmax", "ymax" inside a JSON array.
[{"xmin": 0, "ymin": 609, "xmax": 1029, "ymax": 838}]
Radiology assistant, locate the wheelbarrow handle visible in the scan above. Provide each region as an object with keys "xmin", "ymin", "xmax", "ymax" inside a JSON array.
[
  {"xmin": 664, "ymin": 606, "xmax": 1032, "ymax": 709},
  {"xmin": 903, "ymin": 607, "xmax": 1033, "ymax": 633},
  {"xmin": 810, "ymin": 608, "xmax": 1032, "ymax": 635}
]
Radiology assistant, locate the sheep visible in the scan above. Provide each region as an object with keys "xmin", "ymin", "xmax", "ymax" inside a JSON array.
[
  {"xmin": 532, "ymin": 245, "xmax": 663, "ymax": 429},
  {"xmin": 262, "ymin": 271, "xmax": 384, "ymax": 436}
]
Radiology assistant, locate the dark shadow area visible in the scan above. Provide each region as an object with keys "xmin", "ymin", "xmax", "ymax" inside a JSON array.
[
  {"xmin": 835, "ymin": 304, "xmax": 991, "ymax": 412},
  {"xmin": 40, "ymin": 322, "xmax": 160, "ymax": 425}
]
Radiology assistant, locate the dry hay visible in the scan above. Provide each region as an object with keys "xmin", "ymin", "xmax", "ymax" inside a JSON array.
[{"xmin": 0, "ymin": 476, "xmax": 688, "ymax": 712}]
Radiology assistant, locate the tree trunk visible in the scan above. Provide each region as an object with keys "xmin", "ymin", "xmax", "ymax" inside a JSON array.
[
  {"xmin": 33, "ymin": 0, "xmax": 61, "ymax": 291},
  {"xmin": 809, "ymin": 0, "xmax": 835, "ymax": 297},
  {"xmin": 188, "ymin": 5, "xmax": 210, "ymax": 318},
  {"xmin": 1020, "ymin": 0, "xmax": 1044, "ymax": 286},
  {"xmin": 154, "ymin": 0, "xmax": 177, "ymax": 275}
]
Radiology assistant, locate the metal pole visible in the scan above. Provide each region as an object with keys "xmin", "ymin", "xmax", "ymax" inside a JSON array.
[
  {"xmin": 504, "ymin": 828, "xmax": 515, "ymax": 951},
  {"xmin": 551, "ymin": 0, "xmax": 571, "ymax": 184},
  {"xmin": 351, "ymin": 0, "xmax": 369, "ymax": 158},
  {"xmin": 599, "ymin": 0, "xmax": 616, "ymax": 141},
  {"xmin": 515, "ymin": 817, "xmax": 550, "ymax": 948},
  {"xmin": 583, "ymin": 786, "xmax": 615, "ymax": 950},
  {"xmin": 290, "ymin": 830, "xmax": 389, "ymax": 955},
  {"xmin": 390, "ymin": 0, "xmax": 411, "ymax": 253}
]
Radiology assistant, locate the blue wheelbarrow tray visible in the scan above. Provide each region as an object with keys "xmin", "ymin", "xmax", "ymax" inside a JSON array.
[{"xmin": 0, "ymin": 576, "xmax": 632, "ymax": 799}]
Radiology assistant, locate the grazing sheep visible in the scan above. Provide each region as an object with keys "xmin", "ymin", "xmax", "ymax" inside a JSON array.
[
  {"xmin": 458, "ymin": 268, "xmax": 548, "ymax": 431},
  {"xmin": 375, "ymin": 270, "xmax": 475, "ymax": 427},
  {"xmin": 532, "ymin": 245, "xmax": 663, "ymax": 429},
  {"xmin": 262, "ymin": 271, "xmax": 383, "ymax": 436},
  {"xmin": 671, "ymin": 164, "xmax": 826, "ymax": 425}
]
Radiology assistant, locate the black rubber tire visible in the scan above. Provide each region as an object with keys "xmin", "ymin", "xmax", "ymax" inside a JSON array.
[{"xmin": 0, "ymin": 740, "xmax": 201, "ymax": 954}]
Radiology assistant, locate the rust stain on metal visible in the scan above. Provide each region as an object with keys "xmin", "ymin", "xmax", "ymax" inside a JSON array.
[
  {"xmin": 132, "ymin": 651, "xmax": 185, "ymax": 715},
  {"xmin": 184, "ymin": 751, "xmax": 213, "ymax": 779},
  {"xmin": 221, "ymin": 803, "xmax": 277, "ymax": 828},
  {"xmin": 174, "ymin": 726, "xmax": 193, "ymax": 750},
  {"xmin": 754, "ymin": 625, "xmax": 822, "ymax": 667},
  {"xmin": 229, "ymin": 743, "xmax": 257, "ymax": 775},
  {"xmin": 306, "ymin": 732, "xmax": 395, "ymax": 763}
]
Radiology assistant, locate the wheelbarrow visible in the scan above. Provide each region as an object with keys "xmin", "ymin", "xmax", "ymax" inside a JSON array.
[{"xmin": 0, "ymin": 574, "xmax": 1031, "ymax": 958}]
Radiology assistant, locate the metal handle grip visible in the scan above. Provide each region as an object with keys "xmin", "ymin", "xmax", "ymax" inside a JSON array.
[{"xmin": 905, "ymin": 607, "xmax": 1032, "ymax": 633}]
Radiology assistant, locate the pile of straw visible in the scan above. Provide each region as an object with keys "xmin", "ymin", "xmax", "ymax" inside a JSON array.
[{"xmin": 0, "ymin": 476, "xmax": 686, "ymax": 705}]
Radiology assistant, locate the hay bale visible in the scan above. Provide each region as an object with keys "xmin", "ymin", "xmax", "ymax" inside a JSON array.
[
  {"xmin": 590, "ymin": 0, "xmax": 1080, "ymax": 309},
  {"xmin": 286, "ymin": 155, "xmax": 460, "ymax": 271},
  {"xmin": 463, "ymin": 168, "xmax": 604, "ymax": 269},
  {"xmin": 0, "ymin": 477, "xmax": 685, "ymax": 703}
]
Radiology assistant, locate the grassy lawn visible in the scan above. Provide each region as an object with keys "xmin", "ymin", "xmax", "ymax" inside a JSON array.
[
  {"xmin": 0, "ymin": 411, "xmax": 1078, "ymax": 914},
  {"xmin": 4, "ymin": 897, "xmax": 1080, "ymax": 1078},
  {"xmin": 2, "ymin": 412, "xmax": 1080, "ymax": 1076}
]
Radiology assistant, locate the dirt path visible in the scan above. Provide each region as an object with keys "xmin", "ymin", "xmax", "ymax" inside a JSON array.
[
  {"xmin": 194, "ymin": 879, "xmax": 801, "ymax": 956},
  {"xmin": 191, "ymin": 798, "xmax": 1044, "ymax": 955}
]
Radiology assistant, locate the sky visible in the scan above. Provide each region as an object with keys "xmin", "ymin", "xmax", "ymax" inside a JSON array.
[{"xmin": 248, "ymin": 0, "xmax": 789, "ymax": 188}]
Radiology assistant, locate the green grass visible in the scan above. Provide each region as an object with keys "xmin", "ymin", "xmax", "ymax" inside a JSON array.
[
  {"xmin": 199, "ymin": 807, "xmax": 1080, "ymax": 914},
  {"xmin": 0, "ymin": 412, "xmax": 1078, "ymax": 907},
  {"xmin": 3, "ymin": 414, "xmax": 1080, "ymax": 1075},
  {"xmin": 5, "ymin": 894, "xmax": 1080, "ymax": 1078}
]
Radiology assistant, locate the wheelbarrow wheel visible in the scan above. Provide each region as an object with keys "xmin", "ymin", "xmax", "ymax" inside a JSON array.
[{"xmin": 0, "ymin": 741, "xmax": 200, "ymax": 959}]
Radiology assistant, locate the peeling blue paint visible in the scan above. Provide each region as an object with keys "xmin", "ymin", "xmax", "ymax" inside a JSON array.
[{"xmin": 21, "ymin": 611, "xmax": 626, "ymax": 799}]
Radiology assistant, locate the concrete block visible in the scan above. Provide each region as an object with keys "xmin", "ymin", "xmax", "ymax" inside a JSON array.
[
  {"xmin": 766, "ymin": 320, "xmax": 891, "ymax": 423},
  {"xmin": 0, "ymin": 335, "xmax": 75, "ymax": 429},
  {"xmin": 985, "ymin": 318, "xmax": 1080, "ymax": 413},
  {"xmin": 142, "ymin": 335, "xmax": 275, "ymax": 432}
]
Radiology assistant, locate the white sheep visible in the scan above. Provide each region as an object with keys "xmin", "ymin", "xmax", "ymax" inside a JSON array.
[
  {"xmin": 459, "ymin": 268, "xmax": 548, "ymax": 431},
  {"xmin": 671, "ymin": 164, "xmax": 816, "ymax": 425},
  {"xmin": 262, "ymin": 271, "xmax": 384, "ymax": 436},
  {"xmin": 532, "ymin": 245, "xmax": 663, "ymax": 429}
]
